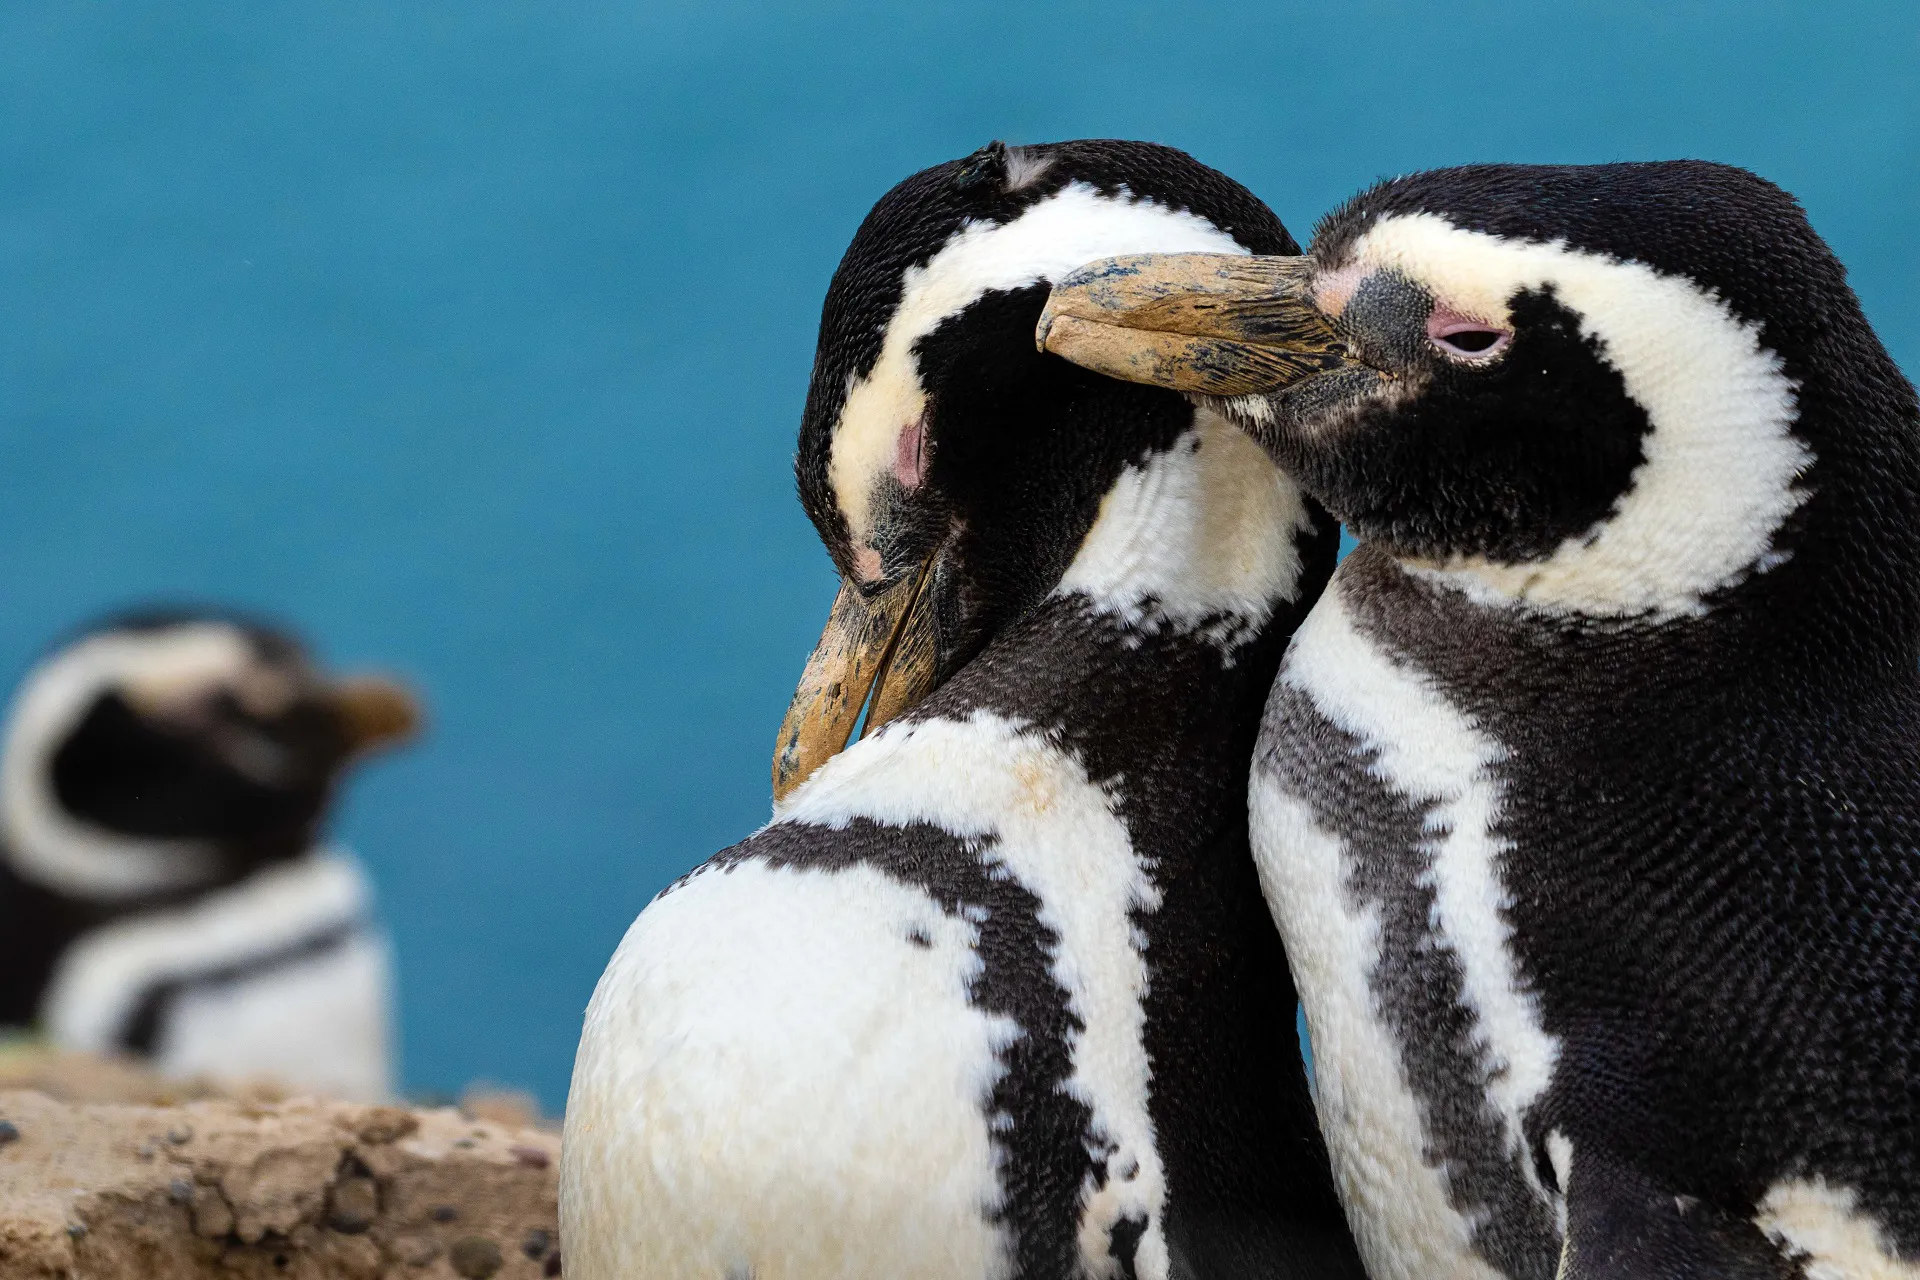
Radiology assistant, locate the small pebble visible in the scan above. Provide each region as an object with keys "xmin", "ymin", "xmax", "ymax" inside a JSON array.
[
  {"xmin": 327, "ymin": 1175, "xmax": 379, "ymax": 1234},
  {"xmin": 510, "ymin": 1144, "xmax": 551, "ymax": 1170},
  {"xmin": 449, "ymin": 1235, "xmax": 503, "ymax": 1279},
  {"xmin": 453, "ymin": 1137, "xmax": 477, "ymax": 1149},
  {"xmin": 191, "ymin": 1191, "xmax": 236, "ymax": 1240},
  {"xmin": 66, "ymin": 1223, "xmax": 87, "ymax": 1241},
  {"xmin": 0, "ymin": 1120, "xmax": 18, "ymax": 1147},
  {"xmin": 430, "ymin": 1205, "xmax": 459, "ymax": 1224},
  {"xmin": 394, "ymin": 1234, "xmax": 440, "ymax": 1267},
  {"xmin": 168, "ymin": 1178, "xmax": 195, "ymax": 1205},
  {"xmin": 354, "ymin": 1107, "xmax": 421, "ymax": 1145},
  {"xmin": 135, "ymin": 1140, "xmax": 157, "ymax": 1161},
  {"xmin": 521, "ymin": 1228, "xmax": 551, "ymax": 1259},
  {"xmin": 166, "ymin": 1125, "xmax": 193, "ymax": 1145}
]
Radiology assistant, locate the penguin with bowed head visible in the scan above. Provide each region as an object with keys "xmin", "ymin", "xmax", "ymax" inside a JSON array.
[
  {"xmin": 560, "ymin": 140, "xmax": 1364, "ymax": 1280},
  {"xmin": 0, "ymin": 610, "xmax": 418, "ymax": 1100},
  {"xmin": 1040, "ymin": 160, "xmax": 1920, "ymax": 1279}
]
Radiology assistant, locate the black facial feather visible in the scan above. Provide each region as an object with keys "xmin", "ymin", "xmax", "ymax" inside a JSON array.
[
  {"xmin": 906, "ymin": 287, "xmax": 1197, "ymax": 673},
  {"xmin": 50, "ymin": 685, "xmax": 348, "ymax": 857},
  {"xmin": 1279, "ymin": 284, "xmax": 1653, "ymax": 561}
]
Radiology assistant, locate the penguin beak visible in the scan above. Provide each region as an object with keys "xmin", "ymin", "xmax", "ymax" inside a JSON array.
[
  {"xmin": 326, "ymin": 675, "xmax": 423, "ymax": 755},
  {"xmin": 773, "ymin": 552, "xmax": 939, "ymax": 804},
  {"xmin": 1036, "ymin": 253, "xmax": 1357, "ymax": 395}
]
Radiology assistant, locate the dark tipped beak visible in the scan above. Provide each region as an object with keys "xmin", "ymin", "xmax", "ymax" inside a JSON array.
[
  {"xmin": 328, "ymin": 675, "xmax": 422, "ymax": 754},
  {"xmin": 1036, "ymin": 253, "xmax": 1357, "ymax": 395},
  {"xmin": 772, "ymin": 551, "xmax": 940, "ymax": 804}
]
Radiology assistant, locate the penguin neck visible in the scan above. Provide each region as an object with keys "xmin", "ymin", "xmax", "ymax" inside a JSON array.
[
  {"xmin": 924, "ymin": 408, "xmax": 1332, "ymax": 834},
  {"xmin": 1333, "ymin": 527, "xmax": 1906, "ymax": 759}
]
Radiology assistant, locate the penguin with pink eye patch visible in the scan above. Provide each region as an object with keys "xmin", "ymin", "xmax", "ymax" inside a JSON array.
[
  {"xmin": 562, "ymin": 140, "xmax": 1364, "ymax": 1280},
  {"xmin": 1042, "ymin": 161, "xmax": 1920, "ymax": 1280}
]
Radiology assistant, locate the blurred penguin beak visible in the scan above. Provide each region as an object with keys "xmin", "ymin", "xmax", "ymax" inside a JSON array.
[
  {"xmin": 1036, "ymin": 253, "xmax": 1358, "ymax": 394},
  {"xmin": 328, "ymin": 675, "xmax": 423, "ymax": 754},
  {"xmin": 772, "ymin": 552, "xmax": 939, "ymax": 804}
]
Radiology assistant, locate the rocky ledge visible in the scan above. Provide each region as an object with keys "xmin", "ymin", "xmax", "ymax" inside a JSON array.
[{"xmin": 0, "ymin": 1089, "xmax": 560, "ymax": 1280}]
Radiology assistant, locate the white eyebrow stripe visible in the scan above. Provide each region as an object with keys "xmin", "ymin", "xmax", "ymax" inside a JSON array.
[{"xmin": 828, "ymin": 183, "xmax": 1249, "ymax": 547}]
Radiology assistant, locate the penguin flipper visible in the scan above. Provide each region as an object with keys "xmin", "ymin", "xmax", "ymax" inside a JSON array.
[{"xmin": 1560, "ymin": 1146, "xmax": 1796, "ymax": 1280}]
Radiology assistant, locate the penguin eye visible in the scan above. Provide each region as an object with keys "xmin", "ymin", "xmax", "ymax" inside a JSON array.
[
  {"xmin": 1427, "ymin": 308, "xmax": 1511, "ymax": 362},
  {"xmin": 1436, "ymin": 329, "xmax": 1503, "ymax": 354}
]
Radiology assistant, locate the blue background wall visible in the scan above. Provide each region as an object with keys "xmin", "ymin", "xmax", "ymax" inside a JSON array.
[{"xmin": 2, "ymin": 1, "xmax": 1913, "ymax": 1109}]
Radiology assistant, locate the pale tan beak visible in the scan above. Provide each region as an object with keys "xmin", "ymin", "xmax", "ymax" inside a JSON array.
[
  {"xmin": 329, "ymin": 675, "xmax": 422, "ymax": 754},
  {"xmin": 1036, "ymin": 253, "xmax": 1357, "ymax": 395},
  {"xmin": 772, "ymin": 552, "xmax": 939, "ymax": 803}
]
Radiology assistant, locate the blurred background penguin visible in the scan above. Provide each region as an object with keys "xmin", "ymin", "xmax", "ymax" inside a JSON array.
[{"xmin": 0, "ymin": 609, "xmax": 419, "ymax": 1100}]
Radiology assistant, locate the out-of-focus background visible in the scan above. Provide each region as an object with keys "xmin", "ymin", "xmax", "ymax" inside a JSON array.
[{"xmin": 1, "ymin": 0, "xmax": 1913, "ymax": 1109}]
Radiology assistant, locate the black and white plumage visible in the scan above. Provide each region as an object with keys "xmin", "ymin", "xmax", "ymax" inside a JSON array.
[
  {"xmin": 1039, "ymin": 162, "xmax": 1920, "ymax": 1279},
  {"xmin": 0, "ymin": 611, "xmax": 418, "ymax": 1099},
  {"xmin": 560, "ymin": 140, "xmax": 1362, "ymax": 1280}
]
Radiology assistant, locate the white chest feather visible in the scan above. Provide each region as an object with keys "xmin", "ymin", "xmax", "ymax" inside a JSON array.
[
  {"xmin": 1251, "ymin": 576, "xmax": 1560, "ymax": 1280},
  {"xmin": 41, "ymin": 851, "xmax": 392, "ymax": 1101},
  {"xmin": 1055, "ymin": 410, "xmax": 1313, "ymax": 647},
  {"xmin": 566, "ymin": 854, "xmax": 1012, "ymax": 1280},
  {"xmin": 563, "ymin": 710, "xmax": 1168, "ymax": 1280},
  {"xmin": 1757, "ymin": 1178, "xmax": 1920, "ymax": 1280}
]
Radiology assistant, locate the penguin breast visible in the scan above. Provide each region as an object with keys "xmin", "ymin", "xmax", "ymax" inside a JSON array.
[{"xmin": 561, "ymin": 710, "xmax": 1171, "ymax": 1280}]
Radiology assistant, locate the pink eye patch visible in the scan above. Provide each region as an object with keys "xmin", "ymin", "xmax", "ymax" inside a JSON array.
[{"xmin": 892, "ymin": 414, "xmax": 929, "ymax": 489}]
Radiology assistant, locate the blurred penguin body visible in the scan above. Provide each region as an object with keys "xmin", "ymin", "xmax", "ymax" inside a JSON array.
[{"xmin": 0, "ymin": 613, "xmax": 417, "ymax": 1100}]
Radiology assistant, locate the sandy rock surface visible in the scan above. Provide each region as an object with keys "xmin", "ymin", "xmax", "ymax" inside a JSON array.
[{"xmin": 0, "ymin": 1089, "xmax": 560, "ymax": 1280}]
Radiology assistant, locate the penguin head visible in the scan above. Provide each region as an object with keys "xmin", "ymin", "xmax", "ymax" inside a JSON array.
[
  {"xmin": 1041, "ymin": 161, "xmax": 1920, "ymax": 621},
  {"xmin": 0, "ymin": 612, "xmax": 420, "ymax": 904},
  {"xmin": 776, "ymin": 139, "xmax": 1302, "ymax": 798}
]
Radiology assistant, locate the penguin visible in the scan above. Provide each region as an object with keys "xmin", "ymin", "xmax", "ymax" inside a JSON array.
[
  {"xmin": 0, "ymin": 610, "xmax": 419, "ymax": 1100},
  {"xmin": 1037, "ymin": 160, "xmax": 1920, "ymax": 1279},
  {"xmin": 560, "ymin": 140, "xmax": 1364, "ymax": 1280}
]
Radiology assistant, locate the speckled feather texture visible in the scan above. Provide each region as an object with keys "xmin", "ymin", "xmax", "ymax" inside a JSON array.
[
  {"xmin": 1237, "ymin": 162, "xmax": 1920, "ymax": 1280},
  {"xmin": 562, "ymin": 140, "xmax": 1363, "ymax": 1280}
]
